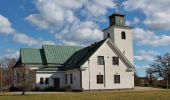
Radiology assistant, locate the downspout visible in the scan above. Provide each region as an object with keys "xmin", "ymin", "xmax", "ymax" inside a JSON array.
[
  {"xmin": 88, "ymin": 59, "xmax": 91, "ymax": 90},
  {"xmin": 79, "ymin": 68, "xmax": 82, "ymax": 90},
  {"xmin": 104, "ymin": 60, "xmax": 106, "ymax": 87},
  {"xmin": 12, "ymin": 67, "xmax": 14, "ymax": 87}
]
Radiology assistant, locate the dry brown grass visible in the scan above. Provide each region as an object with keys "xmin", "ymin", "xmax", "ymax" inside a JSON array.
[{"xmin": 0, "ymin": 91, "xmax": 170, "ymax": 100}]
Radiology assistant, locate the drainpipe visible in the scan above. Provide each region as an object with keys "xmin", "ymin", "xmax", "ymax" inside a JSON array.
[
  {"xmin": 104, "ymin": 60, "xmax": 106, "ymax": 87},
  {"xmin": 88, "ymin": 59, "xmax": 90, "ymax": 90}
]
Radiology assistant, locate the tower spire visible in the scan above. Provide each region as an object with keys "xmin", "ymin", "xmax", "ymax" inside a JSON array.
[{"xmin": 114, "ymin": 0, "xmax": 119, "ymax": 13}]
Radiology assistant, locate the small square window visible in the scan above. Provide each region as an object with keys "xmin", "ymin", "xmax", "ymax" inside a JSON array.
[
  {"xmin": 97, "ymin": 75, "xmax": 104, "ymax": 84},
  {"xmin": 45, "ymin": 78, "xmax": 49, "ymax": 84},
  {"xmin": 40, "ymin": 78, "xmax": 44, "ymax": 84},
  {"xmin": 98, "ymin": 56, "xmax": 104, "ymax": 65},
  {"xmin": 113, "ymin": 57, "xmax": 119, "ymax": 65}
]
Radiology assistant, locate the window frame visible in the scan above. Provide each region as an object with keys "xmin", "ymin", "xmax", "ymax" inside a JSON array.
[
  {"xmin": 65, "ymin": 74, "xmax": 68, "ymax": 84},
  {"xmin": 97, "ymin": 75, "xmax": 104, "ymax": 84},
  {"xmin": 97, "ymin": 56, "xmax": 104, "ymax": 65},
  {"xmin": 70, "ymin": 73, "xmax": 73, "ymax": 84},
  {"xmin": 107, "ymin": 33, "xmax": 110, "ymax": 38},
  {"xmin": 114, "ymin": 75, "xmax": 120, "ymax": 84},
  {"xmin": 45, "ymin": 78, "xmax": 49, "ymax": 85},
  {"xmin": 40, "ymin": 77, "xmax": 44, "ymax": 84},
  {"xmin": 112, "ymin": 57, "xmax": 119, "ymax": 65},
  {"xmin": 121, "ymin": 31, "xmax": 126, "ymax": 39}
]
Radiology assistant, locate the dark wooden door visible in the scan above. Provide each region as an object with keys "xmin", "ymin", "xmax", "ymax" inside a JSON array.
[{"xmin": 53, "ymin": 78, "xmax": 60, "ymax": 89}]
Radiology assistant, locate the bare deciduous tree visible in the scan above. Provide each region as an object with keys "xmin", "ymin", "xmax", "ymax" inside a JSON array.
[
  {"xmin": 151, "ymin": 53, "xmax": 170, "ymax": 89},
  {"xmin": 15, "ymin": 65, "xmax": 35, "ymax": 96},
  {"xmin": 0, "ymin": 57, "xmax": 16, "ymax": 91}
]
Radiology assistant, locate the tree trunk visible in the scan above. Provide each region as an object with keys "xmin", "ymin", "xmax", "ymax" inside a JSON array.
[{"xmin": 22, "ymin": 88, "xmax": 25, "ymax": 96}]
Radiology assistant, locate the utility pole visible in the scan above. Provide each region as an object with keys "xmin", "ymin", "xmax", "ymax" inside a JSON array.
[
  {"xmin": 0, "ymin": 65, "xmax": 2, "ymax": 94},
  {"xmin": 167, "ymin": 71, "xmax": 169, "ymax": 89}
]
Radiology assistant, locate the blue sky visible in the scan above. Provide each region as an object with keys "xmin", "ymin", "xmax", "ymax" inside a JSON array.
[{"xmin": 0, "ymin": 0, "xmax": 170, "ymax": 77}]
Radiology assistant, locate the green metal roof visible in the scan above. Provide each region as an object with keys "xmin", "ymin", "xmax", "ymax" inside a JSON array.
[
  {"xmin": 63, "ymin": 39, "xmax": 107, "ymax": 70},
  {"xmin": 15, "ymin": 39, "xmax": 134, "ymax": 71},
  {"xmin": 42, "ymin": 45, "xmax": 82, "ymax": 64},
  {"xmin": 21, "ymin": 48, "xmax": 43, "ymax": 64}
]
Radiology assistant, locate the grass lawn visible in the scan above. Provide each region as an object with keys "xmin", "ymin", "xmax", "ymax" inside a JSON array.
[{"xmin": 0, "ymin": 91, "xmax": 170, "ymax": 100}]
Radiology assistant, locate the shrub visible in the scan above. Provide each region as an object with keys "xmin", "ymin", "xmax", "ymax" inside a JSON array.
[
  {"xmin": 32, "ymin": 86, "xmax": 41, "ymax": 91},
  {"xmin": 9, "ymin": 86, "xmax": 20, "ymax": 91},
  {"xmin": 44, "ymin": 86, "xmax": 56, "ymax": 91},
  {"xmin": 62, "ymin": 85, "xmax": 71, "ymax": 92}
]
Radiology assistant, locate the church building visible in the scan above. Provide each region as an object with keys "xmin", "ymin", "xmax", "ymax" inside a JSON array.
[{"xmin": 13, "ymin": 12, "xmax": 135, "ymax": 91}]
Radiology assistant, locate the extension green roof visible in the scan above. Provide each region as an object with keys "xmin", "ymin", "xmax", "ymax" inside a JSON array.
[
  {"xmin": 21, "ymin": 48, "xmax": 43, "ymax": 64},
  {"xmin": 63, "ymin": 39, "xmax": 107, "ymax": 70},
  {"xmin": 42, "ymin": 45, "xmax": 83, "ymax": 64},
  {"xmin": 17, "ymin": 40, "xmax": 106, "ymax": 70}
]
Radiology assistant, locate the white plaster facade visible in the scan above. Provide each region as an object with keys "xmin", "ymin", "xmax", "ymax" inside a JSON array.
[
  {"xmin": 36, "ymin": 71, "xmax": 65, "ymax": 89},
  {"xmin": 103, "ymin": 26, "xmax": 134, "ymax": 64},
  {"xmin": 81, "ymin": 40, "xmax": 134, "ymax": 90}
]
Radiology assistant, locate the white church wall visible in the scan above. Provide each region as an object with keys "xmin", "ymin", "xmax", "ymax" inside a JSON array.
[
  {"xmin": 81, "ymin": 41, "xmax": 134, "ymax": 90},
  {"xmin": 65, "ymin": 69, "xmax": 81, "ymax": 90},
  {"xmin": 36, "ymin": 72, "xmax": 65, "ymax": 89},
  {"xmin": 103, "ymin": 26, "xmax": 134, "ymax": 64},
  {"xmin": 113, "ymin": 27, "xmax": 134, "ymax": 64}
]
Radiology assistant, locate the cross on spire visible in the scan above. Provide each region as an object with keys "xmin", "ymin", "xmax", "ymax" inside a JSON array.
[{"xmin": 114, "ymin": 0, "xmax": 119, "ymax": 12}]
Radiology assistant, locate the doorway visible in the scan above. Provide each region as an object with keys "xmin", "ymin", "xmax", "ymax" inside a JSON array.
[{"xmin": 53, "ymin": 78, "xmax": 60, "ymax": 89}]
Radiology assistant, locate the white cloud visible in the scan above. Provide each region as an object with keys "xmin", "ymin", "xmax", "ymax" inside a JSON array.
[
  {"xmin": 5, "ymin": 48, "xmax": 15, "ymax": 53},
  {"xmin": 124, "ymin": 0, "xmax": 170, "ymax": 31},
  {"xmin": 134, "ymin": 50, "xmax": 160, "ymax": 62},
  {"xmin": 13, "ymin": 32, "xmax": 39, "ymax": 46},
  {"xmin": 84, "ymin": 0, "xmax": 114, "ymax": 18},
  {"xmin": 133, "ymin": 28, "xmax": 170, "ymax": 47},
  {"xmin": 13, "ymin": 32, "xmax": 56, "ymax": 46},
  {"xmin": 0, "ymin": 15, "xmax": 55, "ymax": 47},
  {"xmin": 41, "ymin": 40, "xmax": 55, "ymax": 45},
  {"xmin": 3, "ymin": 51, "xmax": 19, "ymax": 59},
  {"xmin": 0, "ymin": 15, "xmax": 14, "ymax": 35},
  {"xmin": 25, "ymin": 14, "xmax": 49, "ymax": 29},
  {"xmin": 126, "ymin": 17, "xmax": 140, "ymax": 26},
  {"xmin": 56, "ymin": 20, "xmax": 103, "ymax": 46},
  {"xmin": 26, "ymin": 0, "xmax": 114, "ymax": 46}
]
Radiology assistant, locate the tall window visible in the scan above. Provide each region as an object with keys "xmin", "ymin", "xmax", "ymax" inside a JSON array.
[
  {"xmin": 97, "ymin": 75, "xmax": 104, "ymax": 84},
  {"xmin": 45, "ymin": 78, "xmax": 49, "ymax": 84},
  {"xmin": 70, "ymin": 73, "xmax": 73, "ymax": 84},
  {"xmin": 17, "ymin": 73, "xmax": 20, "ymax": 83},
  {"xmin": 40, "ymin": 78, "xmax": 44, "ymax": 84},
  {"xmin": 114, "ymin": 75, "xmax": 120, "ymax": 84},
  {"xmin": 107, "ymin": 33, "xmax": 110, "ymax": 38},
  {"xmin": 113, "ymin": 57, "xmax": 119, "ymax": 65},
  {"xmin": 98, "ymin": 56, "xmax": 104, "ymax": 65},
  {"xmin": 65, "ymin": 74, "xmax": 68, "ymax": 84},
  {"xmin": 121, "ymin": 31, "xmax": 126, "ymax": 39}
]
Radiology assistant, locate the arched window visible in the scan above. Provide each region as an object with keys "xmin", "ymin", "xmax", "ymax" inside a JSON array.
[
  {"xmin": 121, "ymin": 31, "xmax": 126, "ymax": 39},
  {"xmin": 107, "ymin": 33, "xmax": 110, "ymax": 38}
]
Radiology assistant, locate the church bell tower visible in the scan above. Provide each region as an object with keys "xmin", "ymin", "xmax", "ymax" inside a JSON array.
[{"xmin": 103, "ymin": 4, "xmax": 134, "ymax": 64}]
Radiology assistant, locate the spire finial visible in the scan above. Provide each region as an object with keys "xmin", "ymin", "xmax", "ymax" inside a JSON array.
[{"xmin": 114, "ymin": 0, "xmax": 119, "ymax": 13}]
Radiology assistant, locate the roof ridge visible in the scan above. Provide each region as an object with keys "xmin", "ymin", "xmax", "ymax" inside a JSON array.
[
  {"xmin": 43, "ymin": 45, "xmax": 83, "ymax": 48},
  {"xmin": 20, "ymin": 48, "xmax": 40, "ymax": 49}
]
